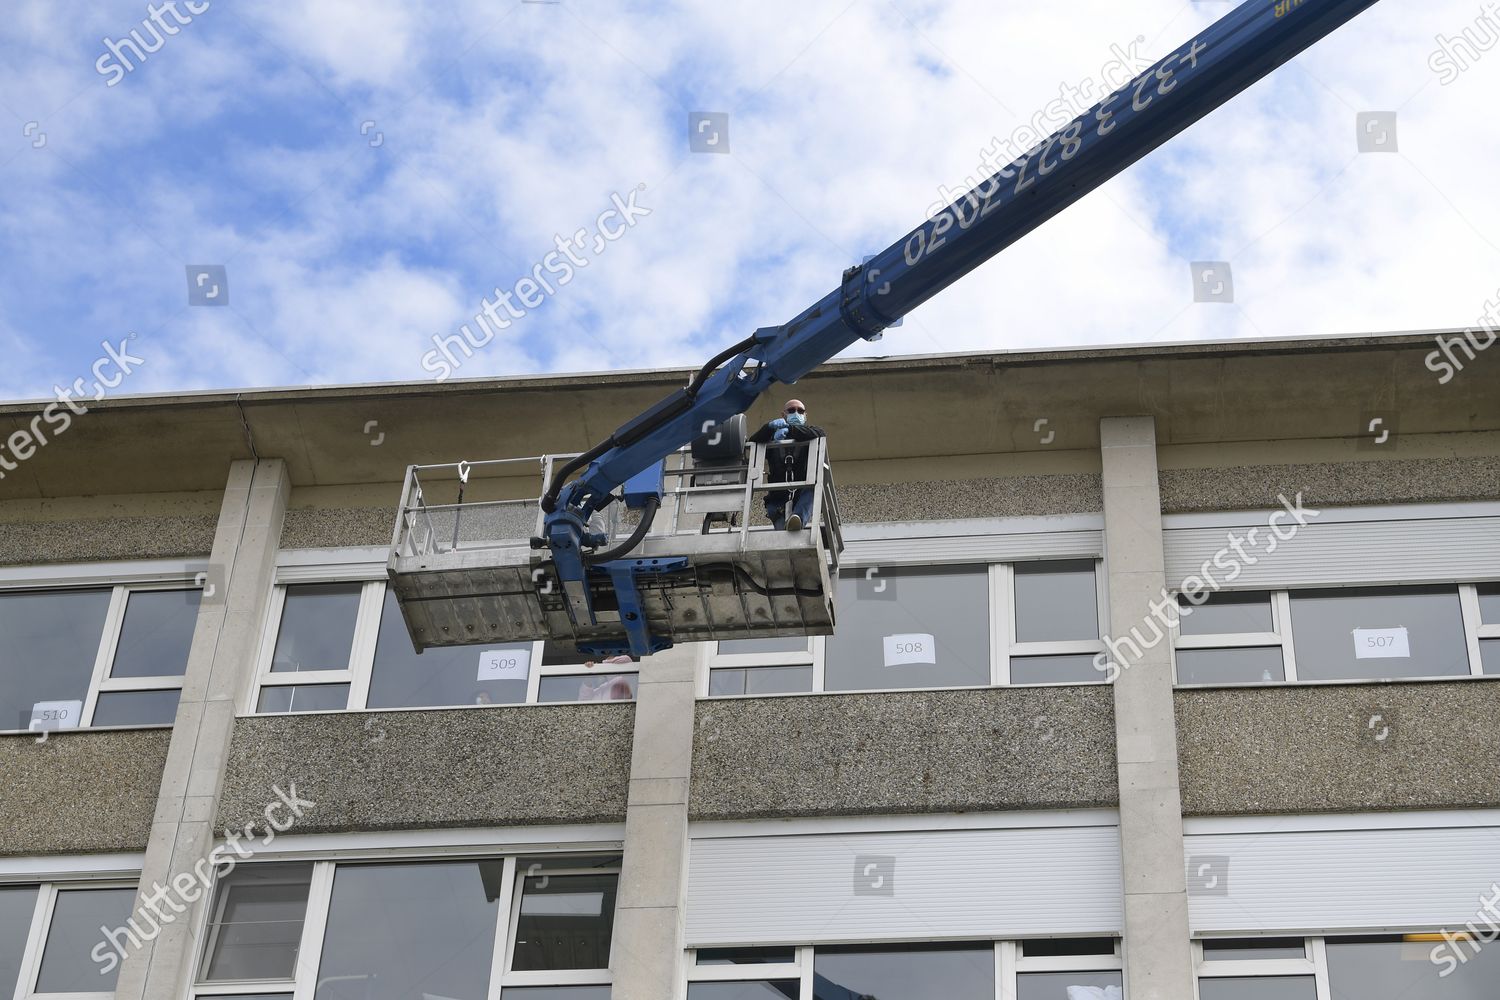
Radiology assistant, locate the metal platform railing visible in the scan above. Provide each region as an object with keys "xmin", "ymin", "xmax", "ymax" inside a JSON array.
[{"xmin": 388, "ymin": 440, "xmax": 843, "ymax": 651}]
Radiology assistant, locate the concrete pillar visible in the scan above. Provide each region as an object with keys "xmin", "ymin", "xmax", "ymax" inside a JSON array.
[
  {"xmin": 1099, "ymin": 418, "xmax": 1194, "ymax": 1000},
  {"xmin": 116, "ymin": 459, "xmax": 289, "ymax": 1000},
  {"xmin": 610, "ymin": 643, "xmax": 697, "ymax": 1000}
]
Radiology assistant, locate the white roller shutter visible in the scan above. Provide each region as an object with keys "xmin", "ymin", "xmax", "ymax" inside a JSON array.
[
  {"xmin": 1163, "ymin": 506, "xmax": 1500, "ymax": 589},
  {"xmin": 843, "ymin": 516, "xmax": 1104, "ymax": 567},
  {"xmin": 1186, "ymin": 816, "xmax": 1500, "ymax": 933},
  {"xmin": 686, "ymin": 819, "xmax": 1122, "ymax": 946}
]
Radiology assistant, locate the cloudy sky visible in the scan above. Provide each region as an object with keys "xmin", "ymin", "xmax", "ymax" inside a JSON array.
[{"xmin": 0, "ymin": 0, "xmax": 1496, "ymax": 398}]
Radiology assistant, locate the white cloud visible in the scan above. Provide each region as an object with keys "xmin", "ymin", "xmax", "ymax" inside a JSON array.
[{"xmin": 0, "ymin": 0, "xmax": 1496, "ymax": 401}]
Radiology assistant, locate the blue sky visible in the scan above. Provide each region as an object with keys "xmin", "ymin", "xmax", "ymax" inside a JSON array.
[{"xmin": 1, "ymin": 0, "xmax": 1497, "ymax": 399}]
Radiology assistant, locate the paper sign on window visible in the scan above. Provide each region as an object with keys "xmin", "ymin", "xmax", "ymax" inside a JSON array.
[
  {"xmin": 478, "ymin": 648, "xmax": 531, "ymax": 681},
  {"xmin": 883, "ymin": 633, "xmax": 936, "ymax": 666},
  {"xmin": 30, "ymin": 700, "xmax": 82, "ymax": 732},
  {"xmin": 1353, "ymin": 627, "xmax": 1410, "ymax": 659}
]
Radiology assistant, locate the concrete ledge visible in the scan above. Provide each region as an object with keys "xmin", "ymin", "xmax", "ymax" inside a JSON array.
[
  {"xmin": 1176, "ymin": 681, "xmax": 1500, "ymax": 815},
  {"xmin": 0, "ymin": 515, "xmax": 217, "ymax": 566},
  {"xmin": 690, "ymin": 687, "xmax": 1118, "ymax": 820},
  {"xmin": 217, "ymin": 705, "xmax": 635, "ymax": 833},
  {"xmin": 0, "ymin": 729, "xmax": 170, "ymax": 856},
  {"xmin": 1160, "ymin": 456, "xmax": 1500, "ymax": 513}
]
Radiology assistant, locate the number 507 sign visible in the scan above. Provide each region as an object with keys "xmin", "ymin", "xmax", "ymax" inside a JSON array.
[{"xmin": 1353, "ymin": 627, "xmax": 1410, "ymax": 659}]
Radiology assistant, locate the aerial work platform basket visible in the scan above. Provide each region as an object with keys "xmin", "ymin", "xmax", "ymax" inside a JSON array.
[{"xmin": 387, "ymin": 436, "xmax": 843, "ymax": 653}]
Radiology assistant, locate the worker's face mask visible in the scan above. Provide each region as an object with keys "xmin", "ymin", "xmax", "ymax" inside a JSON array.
[{"xmin": 785, "ymin": 411, "xmax": 805, "ymax": 427}]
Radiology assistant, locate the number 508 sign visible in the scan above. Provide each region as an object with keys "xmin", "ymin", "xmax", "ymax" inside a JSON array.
[{"xmin": 883, "ymin": 633, "xmax": 937, "ymax": 666}]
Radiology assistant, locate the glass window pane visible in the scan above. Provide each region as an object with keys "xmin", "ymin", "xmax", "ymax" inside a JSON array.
[
  {"xmin": 538, "ymin": 673, "xmax": 638, "ymax": 703},
  {"xmin": 0, "ymin": 886, "xmax": 38, "ymax": 1000},
  {"xmin": 314, "ymin": 861, "xmax": 502, "ymax": 1000},
  {"xmin": 813, "ymin": 945, "xmax": 994, "ymax": 1000},
  {"xmin": 270, "ymin": 584, "xmax": 361, "ymax": 672},
  {"xmin": 825, "ymin": 566, "xmax": 991, "ymax": 692},
  {"xmin": 717, "ymin": 637, "xmax": 810, "ymax": 656},
  {"xmin": 1478, "ymin": 584, "xmax": 1500, "ymax": 624},
  {"xmin": 1022, "ymin": 938, "xmax": 1117, "ymax": 958},
  {"xmin": 199, "ymin": 995, "xmax": 293, "ymax": 1000},
  {"xmin": 1197, "ymin": 977, "xmax": 1316, "ymax": 1000},
  {"xmin": 91, "ymin": 689, "xmax": 181, "ymax": 727},
  {"xmin": 1014, "ymin": 560, "xmax": 1099, "ymax": 642},
  {"xmin": 1176, "ymin": 647, "xmax": 1286, "ymax": 685},
  {"xmin": 1179, "ymin": 591, "xmax": 1275, "ymax": 636},
  {"xmin": 690, "ymin": 984, "xmax": 799, "ymax": 1000},
  {"xmin": 1289, "ymin": 586, "xmax": 1470, "ymax": 681},
  {"xmin": 256, "ymin": 684, "xmax": 350, "ymax": 713},
  {"xmin": 367, "ymin": 593, "xmax": 529, "ymax": 708},
  {"xmin": 201, "ymin": 862, "xmax": 312, "ymax": 981},
  {"xmin": 1202, "ymin": 938, "xmax": 1306, "ymax": 961},
  {"xmin": 111, "ymin": 588, "xmax": 201, "ymax": 678},
  {"xmin": 501, "ymin": 989, "xmax": 613, "ymax": 1000},
  {"xmin": 1015, "ymin": 970, "xmax": 1123, "ymax": 999},
  {"xmin": 1009, "ymin": 654, "xmax": 1106, "ymax": 685},
  {"xmin": 1481, "ymin": 639, "xmax": 1499, "ymax": 676},
  {"xmin": 36, "ymin": 887, "xmax": 137, "ymax": 992},
  {"xmin": 0, "ymin": 589, "xmax": 110, "ymax": 732},
  {"xmin": 1328, "ymin": 935, "xmax": 1496, "ymax": 998},
  {"xmin": 697, "ymin": 947, "xmax": 797, "ymax": 965},
  {"xmin": 511, "ymin": 873, "xmax": 617, "ymax": 971},
  {"xmin": 709, "ymin": 666, "xmax": 813, "ymax": 697}
]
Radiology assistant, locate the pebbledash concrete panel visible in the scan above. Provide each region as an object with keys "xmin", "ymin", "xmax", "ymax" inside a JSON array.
[
  {"xmin": 0, "ymin": 729, "xmax": 171, "ymax": 856},
  {"xmin": 833, "ymin": 474, "xmax": 1103, "ymax": 522},
  {"xmin": 279, "ymin": 506, "xmax": 396, "ymax": 549},
  {"xmin": 0, "ymin": 514, "xmax": 218, "ymax": 566},
  {"xmin": 1159, "ymin": 456, "xmax": 1500, "ymax": 513},
  {"xmin": 690, "ymin": 688, "xmax": 1118, "ymax": 820},
  {"xmin": 276, "ymin": 474, "xmax": 1106, "ymax": 551},
  {"xmin": 1176, "ymin": 681, "xmax": 1500, "ymax": 816},
  {"xmin": 217, "ymin": 705, "xmax": 635, "ymax": 833}
]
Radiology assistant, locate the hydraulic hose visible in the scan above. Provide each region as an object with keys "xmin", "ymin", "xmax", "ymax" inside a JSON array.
[
  {"xmin": 585, "ymin": 496, "xmax": 660, "ymax": 564},
  {"xmin": 543, "ymin": 333, "xmax": 760, "ymax": 515}
]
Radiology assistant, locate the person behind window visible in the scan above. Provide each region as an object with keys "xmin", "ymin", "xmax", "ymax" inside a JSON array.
[
  {"xmin": 748, "ymin": 398, "xmax": 826, "ymax": 531},
  {"xmin": 579, "ymin": 653, "xmax": 636, "ymax": 701}
]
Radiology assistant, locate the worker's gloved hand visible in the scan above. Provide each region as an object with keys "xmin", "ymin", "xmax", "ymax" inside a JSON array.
[{"xmin": 769, "ymin": 418, "xmax": 788, "ymax": 430}]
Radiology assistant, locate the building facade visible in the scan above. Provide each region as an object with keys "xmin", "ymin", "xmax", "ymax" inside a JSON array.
[{"xmin": 0, "ymin": 332, "xmax": 1497, "ymax": 1000}]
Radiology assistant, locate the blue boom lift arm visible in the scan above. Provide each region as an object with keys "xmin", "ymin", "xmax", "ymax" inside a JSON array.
[{"xmin": 538, "ymin": 0, "xmax": 1383, "ymax": 656}]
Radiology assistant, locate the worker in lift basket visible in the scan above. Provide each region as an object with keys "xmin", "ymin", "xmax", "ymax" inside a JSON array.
[{"xmin": 748, "ymin": 398, "xmax": 826, "ymax": 531}]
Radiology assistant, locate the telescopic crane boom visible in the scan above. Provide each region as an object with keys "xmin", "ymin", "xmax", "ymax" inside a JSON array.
[{"xmin": 392, "ymin": 0, "xmax": 1386, "ymax": 657}]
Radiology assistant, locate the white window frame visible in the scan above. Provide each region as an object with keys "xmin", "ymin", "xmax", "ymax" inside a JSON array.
[
  {"xmin": 1194, "ymin": 935, "xmax": 1391, "ymax": 1000},
  {"xmin": 1171, "ymin": 583, "xmax": 1499, "ymax": 687},
  {"xmin": 684, "ymin": 939, "xmax": 1124, "ymax": 999},
  {"xmin": 700, "ymin": 558, "xmax": 1108, "ymax": 698},
  {"xmin": 7, "ymin": 879, "xmax": 140, "ymax": 1000},
  {"xmin": 189, "ymin": 854, "xmax": 618, "ymax": 1000},
  {"xmin": 0, "ymin": 577, "xmax": 201, "ymax": 734},
  {"xmin": 247, "ymin": 575, "xmax": 640, "ymax": 716}
]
